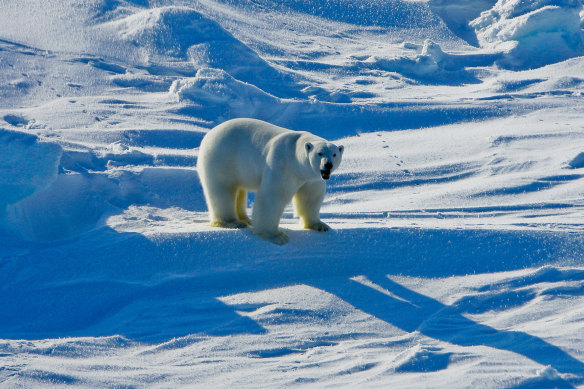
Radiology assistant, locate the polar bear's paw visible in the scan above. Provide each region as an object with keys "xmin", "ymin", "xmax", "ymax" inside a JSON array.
[
  {"xmin": 210, "ymin": 220, "xmax": 250, "ymax": 229},
  {"xmin": 239, "ymin": 216, "xmax": 252, "ymax": 225},
  {"xmin": 307, "ymin": 221, "xmax": 330, "ymax": 232},
  {"xmin": 255, "ymin": 230, "xmax": 290, "ymax": 245}
]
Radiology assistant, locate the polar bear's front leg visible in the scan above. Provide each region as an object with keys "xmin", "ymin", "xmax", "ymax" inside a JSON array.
[
  {"xmin": 252, "ymin": 176, "xmax": 296, "ymax": 245},
  {"xmin": 293, "ymin": 180, "xmax": 329, "ymax": 232}
]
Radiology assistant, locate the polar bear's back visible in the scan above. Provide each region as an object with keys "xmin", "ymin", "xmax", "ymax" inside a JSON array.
[{"xmin": 197, "ymin": 118, "xmax": 291, "ymax": 190}]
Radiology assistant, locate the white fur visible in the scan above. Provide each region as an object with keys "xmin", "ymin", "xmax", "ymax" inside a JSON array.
[{"xmin": 197, "ymin": 118, "xmax": 344, "ymax": 244}]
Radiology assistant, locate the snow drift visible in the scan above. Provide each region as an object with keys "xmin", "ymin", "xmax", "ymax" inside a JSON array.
[
  {"xmin": 0, "ymin": 130, "xmax": 61, "ymax": 210},
  {"xmin": 100, "ymin": 6, "xmax": 302, "ymax": 98},
  {"xmin": 429, "ymin": 0, "xmax": 497, "ymax": 46},
  {"xmin": 0, "ymin": 133, "xmax": 115, "ymax": 241},
  {"xmin": 470, "ymin": 0, "xmax": 584, "ymax": 69},
  {"xmin": 0, "ymin": 129, "xmax": 202, "ymax": 241},
  {"xmin": 170, "ymin": 68, "xmax": 282, "ymax": 122}
]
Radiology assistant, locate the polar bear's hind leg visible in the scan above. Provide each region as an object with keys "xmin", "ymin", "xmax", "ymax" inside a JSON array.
[
  {"xmin": 206, "ymin": 182, "xmax": 249, "ymax": 229},
  {"xmin": 236, "ymin": 188, "xmax": 252, "ymax": 225}
]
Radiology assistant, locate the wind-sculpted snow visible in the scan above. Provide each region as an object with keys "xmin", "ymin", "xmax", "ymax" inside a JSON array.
[
  {"xmin": 429, "ymin": 0, "xmax": 497, "ymax": 46},
  {"xmin": 100, "ymin": 6, "xmax": 303, "ymax": 98},
  {"xmin": 1, "ymin": 0, "xmax": 584, "ymax": 387},
  {"xmin": 470, "ymin": 0, "xmax": 584, "ymax": 69},
  {"xmin": 169, "ymin": 68, "xmax": 283, "ymax": 122},
  {"xmin": 0, "ymin": 130, "xmax": 61, "ymax": 209}
]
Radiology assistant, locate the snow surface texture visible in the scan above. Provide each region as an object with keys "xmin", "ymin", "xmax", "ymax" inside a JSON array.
[{"xmin": 1, "ymin": 0, "xmax": 584, "ymax": 387}]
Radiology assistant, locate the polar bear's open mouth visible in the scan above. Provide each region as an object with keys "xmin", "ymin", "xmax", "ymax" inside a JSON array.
[{"xmin": 321, "ymin": 170, "xmax": 331, "ymax": 180}]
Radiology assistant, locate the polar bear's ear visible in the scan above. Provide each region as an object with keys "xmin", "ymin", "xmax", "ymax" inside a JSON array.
[
  {"xmin": 305, "ymin": 142, "xmax": 313, "ymax": 153},
  {"xmin": 338, "ymin": 145, "xmax": 344, "ymax": 154}
]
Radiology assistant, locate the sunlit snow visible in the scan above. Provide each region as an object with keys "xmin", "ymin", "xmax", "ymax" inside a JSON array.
[{"xmin": 1, "ymin": 0, "xmax": 584, "ymax": 387}]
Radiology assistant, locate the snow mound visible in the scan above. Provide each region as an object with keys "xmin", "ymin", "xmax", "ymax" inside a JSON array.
[
  {"xmin": 470, "ymin": 0, "xmax": 584, "ymax": 69},
  {"xmin": 364, "ymin": 40, "xmax": 490, "ymax": 84},
  {"xmin": 394, "ymin": 346, "xmax": 452, "ymax": 373},
  {"xmin": 101, "ymin": 6, "xmax": 301, "ymax": 97},
  {"xmin": 103, "ymin": 6, "xmax": 234, "ymax": 58},
  {"xmin": 0, "ymin": 132, "xmax": 203, "ymax": 241},
  {"xmin": 429, "ymin": 0, "xmax": 497, "ymax": 46},
  {"xmin": 170, "ymin": 68, "xmax": 283, "ymax": 123},
  {"xmin": 0, "ymin": 130, "xmax": 62, "ymax": 210},
  {"xmin": 4, "ymin": 173, "xmax": 117, "ymax": 241},
  {"xmin": 568, "ymin": 152, "xmax": 584, "ymax": 169},
  {"xmin": 365, "ymin": 44, "xmax": 443, "ymax": 80},
  {"xmin": 2, "ymin": 162, "xmax": 203, "ymax": 242},
  {"xmin": 0, "ymin": 130, "xmax": 111, "ymax": 242}
]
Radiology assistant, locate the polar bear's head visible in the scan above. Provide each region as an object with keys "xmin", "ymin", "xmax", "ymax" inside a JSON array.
[{"xmin": 305, "ymin": 141, "xmax": 344, "ymax": 180}]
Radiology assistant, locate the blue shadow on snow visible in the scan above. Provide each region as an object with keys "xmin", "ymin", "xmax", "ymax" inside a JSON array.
[
  {"xmin": 1, "ymin": 225, "xmax": 583, "ymax": 384},
  {"xmin": 311, "ymin": 275, "xmax": 584, "ymax": 383}
]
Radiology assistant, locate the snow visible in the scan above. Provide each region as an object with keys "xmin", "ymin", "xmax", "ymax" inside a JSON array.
[
  {"xmin": 1, "ymin": 0, "xmax": 584, "ymax": 387},
  {"xmin": 0, "ymin": 130, "xmax": 62, "ymax": 209},
  {"xmin": 470, "ymin": 0, "xmax": 584, "ymax": 69}
]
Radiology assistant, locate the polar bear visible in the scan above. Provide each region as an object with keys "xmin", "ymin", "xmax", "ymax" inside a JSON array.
[{"xmin": 197, "ymin": 118, "xmax": 344, "ymax": 245}]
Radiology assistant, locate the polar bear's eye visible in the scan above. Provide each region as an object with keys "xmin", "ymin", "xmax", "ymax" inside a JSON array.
[
  {"xmin": 333, "ymin": 153, "xmax": 336, "ymax": 157},
  {"xmin": 318, "ymin": 152, "xmax": 322, "ymax": 156}
]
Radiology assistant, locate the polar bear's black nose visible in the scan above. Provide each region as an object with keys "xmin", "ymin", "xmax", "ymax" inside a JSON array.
[{"xmin": 324, "ymin": 162, "xmax": 333, "ymax": 170}]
